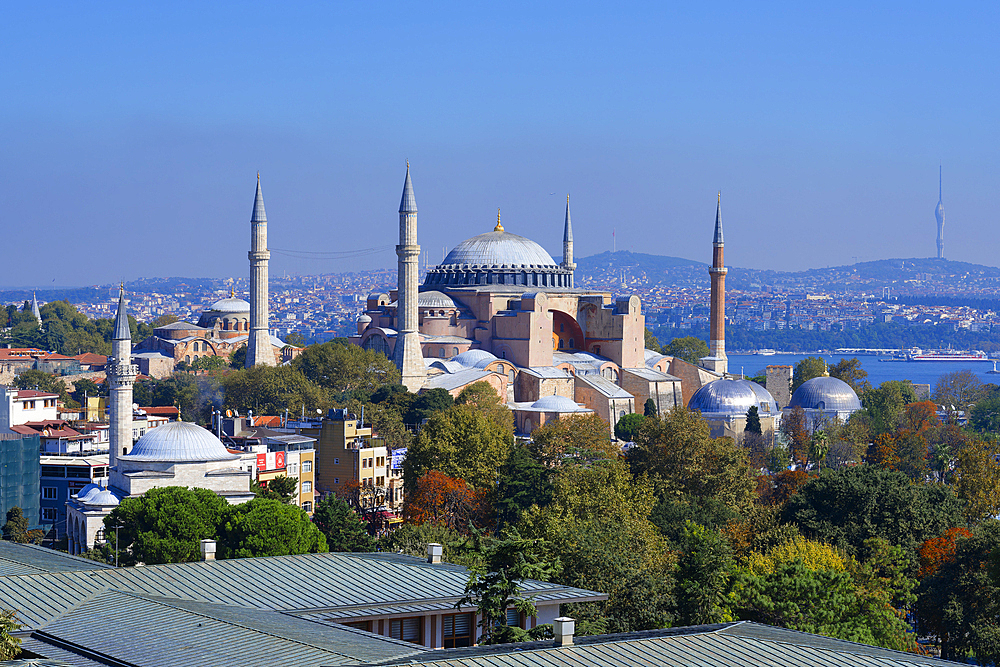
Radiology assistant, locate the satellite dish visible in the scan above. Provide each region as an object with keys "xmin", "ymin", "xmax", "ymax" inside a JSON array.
[
  {"xmin": 225, "ymin": 409, "xmax": 232, "ymax": 418},
  {"xmin": 316, "ymin": 408, "xmax": 322, "ymax": 415}
]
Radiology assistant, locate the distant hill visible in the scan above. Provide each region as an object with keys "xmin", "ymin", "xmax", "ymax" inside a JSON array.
[{"xmin": 577, "ymin": 251, "xmax": 703, "ymax": 272}]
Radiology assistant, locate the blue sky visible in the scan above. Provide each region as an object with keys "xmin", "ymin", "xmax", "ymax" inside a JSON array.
[{"xmin": 2, "ymin": 2, "xmax": 998, "ymax": 284}]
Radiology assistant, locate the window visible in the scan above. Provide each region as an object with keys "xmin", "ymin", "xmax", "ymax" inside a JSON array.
[
  {"xmin": 439, "ymin": 348, "xmax": 445, "ymax": 357},
  {"xmin": 302, "ymin": 481, "xmax": 312, "ymax": 493},
  {"xmin": 334, "ymin": 477, "xmax": 340, "ymax": 484},
  {"xmin": 390, "ymin": 617, "xmax": 423, "ymax": 644},
  {"xmin": 302, "ymin": 460, "xmax": 312, "ymax": 473},
  {"xmin": 453, "ymin": 347, "xmax": 459, "ymax": 356},
  {"xmin": 442, "ymin": 613, "xmax": 473, "ymax": 648},
  {"xmin": 568, "ymin": 338, "xmax": 574, "ymax": 348},
  {"xmin": 344, "ymin": 620, "xmax": 372, "ymax": 632},
  {"xmin": 24, "ymin": 401, "xmax": 34, "ymax": 410},
  {"xmin": 289, "ymin": 463, "xmax": 298, "ymax": 475},
  {"xmin": 506, "ymin": 608, "xmax": 521, "ymax": 627},
  {"xmin": 376, "ymin": 476, "xmax": 385, "ymax": 486},
  {"xmin": 42, "ymin": 487, "xmax": 57, "ymax": 500},
  {"xmin": 41, "ymin": 508, "xmax": 56, "ymax": 522},
  {"xmin": 302, "ymin": 501, "xmax": 313, "ymax": 512},
  {"xmin": 334, "ymin": 458, "xmax": 339, "ymax": 465}
]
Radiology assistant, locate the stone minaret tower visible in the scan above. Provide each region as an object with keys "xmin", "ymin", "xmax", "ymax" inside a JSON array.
[
  {"xmin": 246, "ymin": 174, "xmax": 276, "ymax": 368},
  {"xmin": 108, "ymin": 287, "xmax": 137, "ymax": 468},
  {"xmin": 700, "ymin": 193, "xmax": 728, "ymax": 374},
  {"xmin": 30, "ymin": 292, "xmax": 41, "ymax": 324},
  {"xmin": 562, "ymin": 194, "xmax": 576, "ymax": 287},
  {"xmin": 393, "ymin": 163, "xmax": 427, "ymax": 392},
  {"xmin": 935, "ymin": 166, "xmax": 945, "ymax": 259}
]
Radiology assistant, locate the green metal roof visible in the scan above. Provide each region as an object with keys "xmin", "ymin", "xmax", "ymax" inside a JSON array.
[{"xmin": 0, "ymin": 542, "xmax": 111, "ymax": 576}]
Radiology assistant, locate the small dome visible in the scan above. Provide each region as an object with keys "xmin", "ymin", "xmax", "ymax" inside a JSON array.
[
  {"xmin": 75, "ymin": 483, "xmax": 102, "ymax": 502},
  {"xmin": 123, "ymin": 421, "xmax": 237, "ymax": 462},
  {"xmin": 450, "ymin": 350, "xmax": 498, "ymax": 368},
  {"xmin": 530, "ymin": 395, "xmax": 587, "ymax": 412},
  {"xmin": 88, "ymin": 489, "xmax": 120, "ymax": 507},
  {"xmin": 789, "ymin": 376, "xmax": 862, "ymax": 412},
  {"xmin": 417, "ymin": 291, "xmax": 457, "ymax": 309},
  {"xmin": 688, "ymin": 378, "xmax": 778, "ymax": 418},
  {"xmin": 441, "ymin": 230, "xmax": 558, "ymax": 268},
  {"xmin": 207, "ymin": 296, "xmax": 250, "ymax": 313},
  {"xmin": 357, "ymin": 313, "xmax": 372, "ymax": 323}
]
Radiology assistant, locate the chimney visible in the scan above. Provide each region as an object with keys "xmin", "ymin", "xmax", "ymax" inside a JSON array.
[
  {"xmin": 200, "ymin": 539, "xmax": 217, "ymax": 561},
  {"xmin": 426, "ymin": 543, "xmax": 442, "ymax": 564},
  {"xmin": 553, "ymin": 617, "xmax": 575, "ymax": 646}
]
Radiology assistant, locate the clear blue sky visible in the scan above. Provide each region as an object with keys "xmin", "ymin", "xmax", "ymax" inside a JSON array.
[{"xmin": 2, "ymin": 2, "xmax": 998, "ymax": 285}]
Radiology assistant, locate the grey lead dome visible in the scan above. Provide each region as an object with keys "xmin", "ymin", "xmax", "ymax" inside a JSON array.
[
  {"xmin": 122, "ymin": 421, "xmax": 237, "ymax": 462},
  {"xmin": 688, "ymin": 378, "xmax": 778, "ymax": 418},
  {"xmin": 788, "ymin": 376, "xmax": 862, "ymax": 412},
  {"xmin": 441, "ymin": 230, "xmax": 558, "ymax": 268}
]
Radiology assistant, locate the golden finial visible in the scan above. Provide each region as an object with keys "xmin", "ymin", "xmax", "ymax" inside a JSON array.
[
  {"xmin": 567, "ymin": 193, "xmax": 570, "ymax": 204},
  {"xmin": 494, "ymin": 208, "xmax": 504, "ymax": 232},
  {"xmin": 406, "ymin": 159, "xmax": 409, "ymax": 169},
  {"xmin": 718, "ymin": 191, "xmax": 721, "ymax": 202},
  {"xmin": 230, "ymin": 288, "xmax": 235, "ymax": 298}
]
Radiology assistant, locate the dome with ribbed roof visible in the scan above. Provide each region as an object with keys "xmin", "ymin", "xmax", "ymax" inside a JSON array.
[
  {"xmin": 450, "ymin": 349, "xmax": 499, "ymax": 368},
  {"xmin": 789, "ymin": 377, "xmax": 861, "ymax": 412},
  {"xmin": 688, "ymin": 378, "xmax": 778, "ymax": 418},
  {"xmin": 75, "ymin": 483, "xmax": 102, "ymax": 502},
  {"xmin": 206, "ymin": 296, "xmax": 250, "ymax": 314},
  {"xmin": 121, "ymin": 421, "xmax": 237, "ymax": 462},
  {"xmin": 529, "ymin": 395, "xmax": 589, "ymax": 412}
]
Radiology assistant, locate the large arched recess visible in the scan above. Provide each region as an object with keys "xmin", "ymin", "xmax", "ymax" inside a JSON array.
[{"xmin": 551, "ymin": 310, "xmax": 585, "ymax": 352}]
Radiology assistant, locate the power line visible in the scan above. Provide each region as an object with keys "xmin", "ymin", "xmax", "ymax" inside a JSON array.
[{"xmin": 270, "ymin": 245, "xmax": 394, "ymax": 260}]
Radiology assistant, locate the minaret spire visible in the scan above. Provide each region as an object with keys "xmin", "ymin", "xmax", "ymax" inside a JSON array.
[
  {"xmin": 246, "ymin": 174, "xmax": 276, "ymax": 367},
  {"xmin": 30, "ymin": 292, "xmax": 41, "ymax": 324},
  {"xmin": 935, "ymin": 166, "xmax": 946, "ymax": 260},
  {"xmin": 561, "ymin": 194, "xmax": 576, "ymax": 286},
  {"xmin": 107, "ymin": 286, "xmax": 137, "ymax": 470},
  {"xmin": 393, "ymin": 163, "xmax": 427, "ymax": 391},
  {"xmin": 701, "ymin": 192, "xmax": 728, "ymax": 375}
]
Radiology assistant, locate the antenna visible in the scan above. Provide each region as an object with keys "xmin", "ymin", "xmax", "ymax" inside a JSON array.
[{"xmin": 939, "ymin": 165, "xmax": 943, "ymax": 201}]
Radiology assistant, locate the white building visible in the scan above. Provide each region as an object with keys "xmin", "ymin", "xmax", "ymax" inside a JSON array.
[{"xmin": 0, "ymin": 387, "xmax": 59, "ymax": 431}]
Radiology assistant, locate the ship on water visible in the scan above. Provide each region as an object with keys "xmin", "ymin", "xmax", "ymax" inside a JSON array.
[{"xmin": 906, "ymin": 348, "xmax": 988, "ymax": 362}]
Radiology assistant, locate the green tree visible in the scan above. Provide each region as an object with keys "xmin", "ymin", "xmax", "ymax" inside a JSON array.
[
  {"xmin": 933, "ymin": 369, "xmax": 984, "ymax": 418},
  {"xmin": 494, "ymin": 445, "xmax": 554, "ymax": 529},
  {"xmin": 219, "ymin": 498, "xmax": 327, "ymax": 558},
  {"xmin": 674, "ymin": 521, "xmax": 735, "ymax": 625},
  {"xmin": 970, "ymin": 393, "xmax": 1000, "ymax": 434},
  {"xmin": 190, "ymin": 355, "xmax": 228, "ymax": 371},
  {"xmin": 628, "ymin": 408, "xmax": 755, "ymax": 512},
  {"xmin": 14, "ymin": 369, "xmax": 75, "ymax": 407},
  {"xmin": 529, "ymin": 413, "xmax": 618, "ymax": 468},
  {"xmin": 230, "ymin": 344, "xmax": 247, "ymax": 368},
  {"xmin": 792, "ymin": 357, "xmax": 827, "ymax": 393},
  {"xmin": 614, "ymin": 413, "xmax": 645, "ymax": 442},
  {"xmin": 643, "ymin": 398, "xmax": 658, "ymax": 417},
  {"xmin": 376, "ymin": 523, "xmax": 480, "ymax": 567},
  {"xmin": 222, "ymin": 365, "xmax": 328, "ymax": 417},
  {"xmin": 458, "ymin": 529, "xmax": 558, "ymax": 644},
  {"xmin": 955, "ymin": 439, "xmax": 1000, "ymax": 523},
  {"xmin": 745, "ymin": 405, "xmax": 762, "ymax": 435},
  {"xmin": 405, "ymin": 388, "xmax": 454, "ymax": 425},
  {"xmin": 252, "ymin": 475, "xmax": 298, "ymax": 503},
  {"xmin": 0, "ymin": 610, "xmax": 21, "ymax": 660},
  {"xmin": 404, "ymin": 402, "xmax": 514, "ymax": 491},
  {"xmin": 284, "ymin": 332, "xmax": 307, "ymax": 347},
  {"xmin": 2, "ymin": 507, "xmax": 42, "ymax": 544},
  {"xmin": 292, "ymin": 340, "xmax": 400, "ymax": 401},
  {"xmin": 828, "ymin": 357, "xmax": 870, "ymax": 395},
  {"xmin": 106, "ymin": 487, "xmax": 228, "ymax": 565},
  {"xmin": 312, "ymin": 495, "xmax": 375, "ymax": 552},
  {"xmin": 782, "ymin": 466, "xmax": 964, "ymax": 563},
  {"xmin": 644, "ymin": 328, "xmax": 661, "ymax": 353},
  {"xmin": 809, "ymin": 430, "xmax": 829, "ymax": 469},
  {"xmin": 70, "ymin": 377, "xmax": 105, "ymax": 405},
  {"xmin": 662, "ymin": 336, "xmax": 709, "ymax": 365},
  {"xmin": 861, "ymin": 381, "xmax": 915, "ymax": 438}
]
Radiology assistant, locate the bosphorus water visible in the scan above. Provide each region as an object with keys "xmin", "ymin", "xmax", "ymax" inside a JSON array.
[{"xmin": 727, "ymin": 353, "xmax": 999, "ymax": 388}]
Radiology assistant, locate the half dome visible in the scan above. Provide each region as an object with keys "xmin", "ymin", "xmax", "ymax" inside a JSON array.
[
  {"xmin": 530, "ymin": 395, "xmax": 588, "ymax": 412},
  {"xmin": 789, "ymin": 376, "xmax": 861, "ymax": 412},
  {"xmin": 688, "ymin": 378, "xmax": 778, "ymax": 418},
  {"xmin": 122, "ymin": 421, "xmax": 237, "ymax": 462}
]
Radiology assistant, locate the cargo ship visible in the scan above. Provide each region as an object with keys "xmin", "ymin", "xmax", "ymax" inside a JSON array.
[{"xmin": 906, "ymin": 348, "xmax": 988, "ymax": 362}]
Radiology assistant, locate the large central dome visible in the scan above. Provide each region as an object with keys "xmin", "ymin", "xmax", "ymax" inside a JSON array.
[
  {"xmin": 441, "ymin": 230, "xmax": 558, "ymax": 268},
  {"xmin": 424, "ymin": 222, "xmax": 574, "ymax": 290},
  {"xmin": 121, "ymin": 421, "xmax": 237, "ymax": 462}
]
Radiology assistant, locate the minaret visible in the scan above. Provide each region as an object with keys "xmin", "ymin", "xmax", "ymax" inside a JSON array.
[
  {"xmin": 107, "ymin": 287, "xmax": 137, "ymax": 468},
  {"xmin": 393, "ymin": 163, "xmax": 427, "ymax": 392},
  {"xmin": 246, "ymin": 174, "xmax": 276, "ymax": 368},
  {"xmin": 30, "ymin": 292, "xmax": 41, "ymax": 324},
  {"xmin": 935, "ymin": 166, "xmax": 945, "ymax": 260},
  {"xmin": 562, "ymin": 194, "xmax": 576, "ymax": 287},
  {"xmin": 700, "ymin": 193, "xmax": 728, "ymax": 374}
]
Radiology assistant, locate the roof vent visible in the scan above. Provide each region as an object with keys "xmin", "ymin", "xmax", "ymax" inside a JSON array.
[
  {"xmin": 200, "ymin": 539, "xmax": 217, "ymax": 561},
  {"xmin": 554, "ymin": 617, "xmax": 575, "ymax": 646},
  {"xmin": 427, "ymin": 543, "xmax": 442, "ymax": 564}
]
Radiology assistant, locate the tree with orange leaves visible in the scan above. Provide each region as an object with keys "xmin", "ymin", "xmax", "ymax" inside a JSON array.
[
  {"xmin": 780, "ymin": 406, "xmax": 810, "ymax": 466},
  {"xmin": 758, "ymin": 469, "xmax": 813, "ymax": 506},
  {"xmin": 403, "ymin": 470, "xmax": 490, "ymax": 531},
  {"xmin": 867, "ymin": 433, "xmax": 900, "ymax": 471},
  {"xmin": 903, "ymin": 401, "xmax": 940, "ymax": 434},
  {"xmin": 917, "ymin": 526, "xmax": 972, "ymax": 580}
]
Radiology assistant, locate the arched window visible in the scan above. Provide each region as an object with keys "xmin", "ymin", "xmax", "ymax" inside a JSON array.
[
  {"xmin": 568, "ymin": 338, "xmax": 574, "ymax": 349},
  {"xmin": 453, "ymin": 347, "xmax": 459, "ymax": 355},
  {"xmin": 560, "ymin": 323, "xmax": 565, "ymax": 333},
  {"xmin": 185, "ymin": 355, "xmax": 190, "ymax": 363},
  {"xmin": 559, "ymin": 339, "xmax": 564, "ymax": 349},
  {"xmin": 498, "ymin": 364, "xmax": 505, "ymax": 374},
  {"xmin": 594, "ymin": 345, "xmax": 601, "ymax": 355},
  {"xmin": 439, "ymin": 348, "xmax": 445, "ymax": 357}
]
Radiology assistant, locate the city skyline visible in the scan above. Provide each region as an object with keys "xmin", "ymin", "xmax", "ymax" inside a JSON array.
[{"xmin": 3, "ymin": 3, "xmax": 999, "ymax": 285}]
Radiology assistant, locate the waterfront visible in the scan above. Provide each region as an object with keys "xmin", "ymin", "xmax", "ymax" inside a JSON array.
[{"xmin": 728, "ymin": 353, "xmax": 1000, "ymax": 388}]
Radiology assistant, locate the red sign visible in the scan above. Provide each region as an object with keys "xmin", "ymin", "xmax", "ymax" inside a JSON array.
[{"xmin": 256, "ymin": 451, "xmax": 287, "ymax": 472}]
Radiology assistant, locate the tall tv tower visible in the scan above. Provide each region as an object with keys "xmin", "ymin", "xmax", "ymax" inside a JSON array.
[{"xmin": 935, "ymin": 166, "xmax": 945, "ymax": 259}]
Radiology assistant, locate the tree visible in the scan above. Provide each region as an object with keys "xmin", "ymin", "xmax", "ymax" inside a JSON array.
[
  {"xmin": 403, "ymin": 470, "xmax": 490, "ymax": 531},
  {"xmin": 780, "ymin": 406, "xmax": 810, "ymax": 465},
  {"xmin": 674, "ymin": 521, "xmax": 735, "ymax": 625},
  {"xmin": 861, "ymin": 381, "xmax": 913, "ymax": 438},
  {"xmin": 292, "ymin": 340, "xmax": 400, "ymax": 401},
  {"xmin": 106, "ymin": 487, "xmax": 228, "ymax": 565},
  {"xmin": 252, "ymin": 475, "xmax": 298, "ymax": 504},
  {"xmin": 614, "ymin": 413, "xmax": 644, "ymax": 442},
  {"xmin": 0, "ymin": 610, "xmax": 21, "ymax": 660},
  {"xmin": 643, "ymin": 398, "xmax": 658, "ymax": 417},
  {"xmin": 458, "ymin": 529, "xmax": 558, "ymax": 644},
  {"xmin": 791, "ymin": 356, "xmax": 827, "ymax": 393},
  {"xmin": 644, "ymin": 328, "xmax": 661, "ymax": 353},
  {"xmin": 662, "ymin": 336, "xmax": 709, "ymax": 364},
  {"xmin": 530, "ymin": 413, "xmax": 619, "ymax": 467},
  {"xmin": 2, "ymin": 507, "xmax": 42, "ymax": 544},
  {"xmin": 628, "ymin": 408, "xmax": 755, "ymax": 512},
  {"xmin": 917, "ymin": 526, "xmax": 973, "ymax": 580},
  {"xmin": 970, "ymin": 392, "xmax": 1000, "ymax": 434},
  {"xmin": 190, "ymin": 354, "xmax": 228, "ymax": 371},
  {"xmin": 221, "ymin": 365, "xmax": 329, "ymax": 417},
  {"xmin": 312, "ymin": 495, "xmax": 376, "ymax": 552},
  {"xmin": 284, "ymin": 331, "xmax": 307, "ymax": 347},
  {"xmin": 494, "ymin": 445, "xmax": 553, "ymax": 529},
  {"xmin": 219, "ymin": 498, "xmax": 327, "ymax": 558},
  {"xmin": 71, "ymin": 377, "xmax": 104, "ymax": 405},
  {"xmin": 14, "ymin": 369, "xmax": 76, "ymax": 408},
  {"xmin": 403, "ymin": 403, "xmax": 514, "ymax": 491},
  {"xmin": 782, "ymin": 466, "xmax": 964, "ymax": 563},
  {"xmin": 405, "ymin": 388, "xmax": 454, "ymax": 425},
  {"xmin": 828, "ymin": 357, "xmax": 870, "ymax": 394},
  {"xmin": 955, "ymin": 439, "xmax": 1000, "ymax": 523},
  {"xmin": 745, "ymin": 406, "xmax": 762, "ymax": 435},
  {"xmin": 933, "ymin": 369, "xmax": 984, "ymax": 418},
  {"xmin": 808, "ymin": 430, "xmax": 829, "ymax": 469},
  {"xmin": 229, "ymin": 344, "xmax": 247, "ymax": 368},
  {"xmin": 757, "ymin": 469, "xmax": 812, "ymax": 506}
]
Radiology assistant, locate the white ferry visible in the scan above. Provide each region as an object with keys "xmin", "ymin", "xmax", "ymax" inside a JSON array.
[{"xmin": 906, "ymin": 348, "xmax": 988, "ymax": 362}]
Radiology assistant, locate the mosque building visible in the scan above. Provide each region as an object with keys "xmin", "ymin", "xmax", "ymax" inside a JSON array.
[{"xmin": 66, "ymin": 289, "xmax": 254, "ymax": 555}]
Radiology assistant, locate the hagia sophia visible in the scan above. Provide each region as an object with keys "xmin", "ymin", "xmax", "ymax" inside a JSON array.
[{"xmin": 351, "ymin": 166, "xmax": 863, "ymax": 439}]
